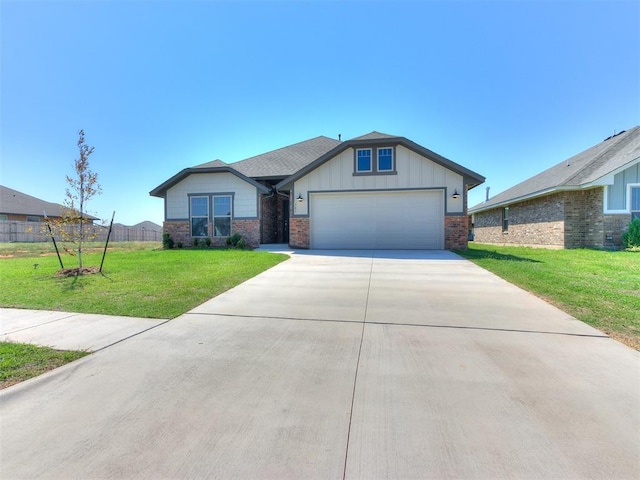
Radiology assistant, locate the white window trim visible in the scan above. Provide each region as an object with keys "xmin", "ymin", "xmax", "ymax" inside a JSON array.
[
  {"xmin": 377, "ymin": 147, "xmax": 394, "ymax": 172},
  {"xmin": 630, "ymin": 183, "xmax": 640, "ymax": 214},
  {"xmin": 356, "ymin": 148, "xmax": 373, "ymax": 173},
  {"xmin": 604, "ymin": 183, "xmax": 640, "ymax": 214}
]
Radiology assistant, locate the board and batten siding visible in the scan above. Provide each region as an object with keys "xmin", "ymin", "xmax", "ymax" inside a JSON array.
[
  {"xmin": 605, "ymin": 162, "xmax": 640, "ymax": 212},
  {"xmin": 292, "ymin": 145, "xmax": 464, "ymax": 216},
  {"xmin": 165, "ymin": 172, "xmax": 259, "ymax": 219}
]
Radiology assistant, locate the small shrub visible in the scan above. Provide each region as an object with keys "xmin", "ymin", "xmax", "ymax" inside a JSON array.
[
  {"xmin": 192, "ymin": 238, "xmax": 200, "ymax": 247},
  {"xmin": 623, "ymin": 218, "xmax": 640, "ymax": 250},
  {"xmin": 226, "ymin": 233, "xmax": 242, "ymax": 247},
  {"xmin": 204, "ymin": 237, "xmax": 212, "ymax": 247},
  {"xmin": 236, "ymin": 238, "xmax": 247, "ymax": 249},
  {"xmin": 176, "ymin": 241, "xmax": 183, "ymax": 249},
  {"xmin": 162, "ymin": 233, "xmax": 174, "ymax": 249}
]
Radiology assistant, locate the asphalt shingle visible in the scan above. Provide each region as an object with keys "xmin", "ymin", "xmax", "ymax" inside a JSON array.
[{"xmin": 470, "ymin": 126, "xmax": 640, "ymax": 213}]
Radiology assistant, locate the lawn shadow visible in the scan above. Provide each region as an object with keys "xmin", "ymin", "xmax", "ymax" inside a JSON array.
[{"xmin": 458, "ymin": 248, "xmax": 542, "ymax": 263}]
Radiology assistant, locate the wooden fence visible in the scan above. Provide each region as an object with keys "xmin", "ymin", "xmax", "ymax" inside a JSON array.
[{"xmin": 0, "ymin": 221, "xmax": 161, "ymax": 243}]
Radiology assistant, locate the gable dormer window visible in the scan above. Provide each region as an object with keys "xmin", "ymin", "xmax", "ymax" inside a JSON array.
[{"xmin": 354, "ymin": 146, "xmax": 397, "ymax": 175}]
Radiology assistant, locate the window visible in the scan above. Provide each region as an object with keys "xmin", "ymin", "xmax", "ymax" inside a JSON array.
[
  {"xmin": 356, "ymin": 149, "xmax": 372, "ymax": 172},
  {"xmin": 213, "ymin": 195, "xmax": 232, "ymax": 237},
  {"xmin": 26, "ymin": 215, "xmax": 40, "ymax": 222},
  {"xmin": 354, "ymin": 146, "xmax": 396, "ymax": 175},
  {"xmin": 0, "ymin": 214, "xmax": 7, "ymax": 221},
  {"xmin": 502, "ymin": 207, "xmax": 509, "ymax": 232},
  {"xmin": 190, "ymin": 196, "xmax": 209, "ymax": 237},
  {"xmin": 632, "ymin": 186, "xmax": 640, "ymax": 220},
  {"xmin": 377, "ymin": 148, "xmax": 394, "ymax": 171}
]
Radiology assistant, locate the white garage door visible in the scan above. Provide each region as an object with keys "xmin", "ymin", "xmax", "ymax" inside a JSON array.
[{"xmin": 310, "ymin": 190, "xmax": 444, "ymax": 249}]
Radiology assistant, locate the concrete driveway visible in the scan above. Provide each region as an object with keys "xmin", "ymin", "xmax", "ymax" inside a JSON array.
[{"xmin": 1, "ymin": 250, "xmax": 638, "ymax": 479}]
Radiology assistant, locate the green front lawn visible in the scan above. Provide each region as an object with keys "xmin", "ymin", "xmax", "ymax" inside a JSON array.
[
  {"xmin": 0, "ymin": 242, "xmax": 288, "ymax": 388},
  {"xmin": 0, "ymin": 342, "xmax": 89, "ymax": 389},
  {"xmin": 457, "ymin": 243, "xmax": 640, "ymax": 349},
  {"xmin": 0, "ymin": 242, "xmax": 288, "ymax": 319}
]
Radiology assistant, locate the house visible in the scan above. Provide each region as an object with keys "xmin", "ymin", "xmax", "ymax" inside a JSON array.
[
  {"xmin": 150, "ymin": 132, "xmax": 485, "ymax": 250},
  {"xmin": 0, "ymin": 184, "xmax": 98, "ymax": 222},
  {"xmin": 469, "ymin": 127, "xmax": 640, "ymax": 249}
]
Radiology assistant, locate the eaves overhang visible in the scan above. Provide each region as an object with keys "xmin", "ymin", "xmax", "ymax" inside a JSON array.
[{"xmin": 149, "ymin": 167, "xmax": 271, "ymax": 198}]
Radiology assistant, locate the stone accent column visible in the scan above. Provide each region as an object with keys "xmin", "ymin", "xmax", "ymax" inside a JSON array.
[{"xmin": 289, "ymin": 217, "xmax": 309, "ymax": 248}]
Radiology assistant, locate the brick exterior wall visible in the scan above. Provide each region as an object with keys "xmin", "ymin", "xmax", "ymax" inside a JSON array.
[
  {"xmin": 163, "ymin": 218, "xmax": 260, "ymax": 248},
  {"xmin": 472, "ymin": 188, "xmax": 630, "ymax": 249},
  {"xmin": 604, "ymin": 213, "xmax": 632, "ymax": 247},
  {"xmin": 232, "ymin": 219, "xmax": 260, "ymax": 247},
  {"xmin": 289, "ymin": 217, "xmax": 310, "ymax": 249},
  {"xmin": 444, "ymin": 216, "xmax": 469, "ymax": 250},
  {"xmin": 564, "ymin": 188, "xmax": 604, "ymax": 248}
]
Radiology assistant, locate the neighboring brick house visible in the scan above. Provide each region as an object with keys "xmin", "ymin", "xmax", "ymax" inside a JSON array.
[
  {"xmin": 469, "ymin": 127, "xmax": 640, "ymax": 249},
  {"xmin": 0, "ymin": 184, "xmax": 97, "ymax": 223},
  {"xmin": 150, "ymin": 132, "xmax": 485, "ymax": 250}
]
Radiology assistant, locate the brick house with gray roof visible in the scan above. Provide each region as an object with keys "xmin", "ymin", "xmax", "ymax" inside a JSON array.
[
  {"xmin": 0, "ymin": 185, "xmax": 98, "ymax": 223},
  {"xmin": 150, "ymin": 132, "xmax": 485, "ymax": 250},
  {"xmin": 469, "ymin": 127, "xmax": 640, "ymax": 248}
]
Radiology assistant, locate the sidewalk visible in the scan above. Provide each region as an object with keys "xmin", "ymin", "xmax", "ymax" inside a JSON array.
[{"xmin": 0, "ymin": 308, "xmax": 168, "ymax": 351}]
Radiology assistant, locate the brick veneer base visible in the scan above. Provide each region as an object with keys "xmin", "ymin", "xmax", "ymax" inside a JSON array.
[
  {"xmin": 444, "ymin": 216, "xmax": 469, "ymax": 250},
  {"xmin": 472, "ymin": 188, "xmax": 631, "ymax": 249},
  {"xmin": 163, "ymin": 219, "xmax": 260, "ymax": 248},
  {"xmin": 289, "ymin": 217, "xmax": 310, "ymax": 248}
]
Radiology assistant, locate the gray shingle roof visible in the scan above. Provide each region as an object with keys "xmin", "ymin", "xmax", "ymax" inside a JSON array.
[
  {"xmin": 469, "ymin": 126, "xmax": 640, "ymax": 213},
  {"xmin": 350, "ymin": 131, "xmax": 399, "ymax": 141},
  {"xmin": 201, "ymin": 136, "xmax": 342, "ymax": 180},
  {"xmin": 195, "ymin": 159, "xmax": 227, "ymax": 168},
  {"xmin": 0, "ymin": 185, "xmax": 67, "ymax": 218}
]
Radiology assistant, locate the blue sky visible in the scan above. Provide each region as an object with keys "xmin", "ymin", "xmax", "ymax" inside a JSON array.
[{"xmin": 1, "ymin": 0, "xmax": 638, "ymax": 226}]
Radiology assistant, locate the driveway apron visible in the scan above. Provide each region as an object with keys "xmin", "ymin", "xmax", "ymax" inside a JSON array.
[{"xmin": 1, "ymin": 250, "xmax": 638, "ymax": 479}]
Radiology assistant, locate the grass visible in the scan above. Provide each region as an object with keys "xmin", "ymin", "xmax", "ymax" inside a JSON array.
[
  {"xmin": 0, "ymin": 241, "xmax": 288, "ymax": 388},
  {"xmin": 0, "ymin": 242, "xmax": 288, "ymax": 319},
  {"xmin": 0, "ymin": 342, "xmax": 89, "ymax": 389},
  {"xmin": 456, "ymin": 243, "xmax": 640, "ymax": 349}
]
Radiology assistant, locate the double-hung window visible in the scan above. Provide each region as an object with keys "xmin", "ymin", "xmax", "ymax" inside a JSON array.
[
  {"xmin": 190, "ymin": 196, "xmax": 209, "ymax": 237},
  {"xmin": 631, "ymin": 186, "xmax": 640, "ymax": 220},
  {"xmin": 213, "ymin": 195, "xmax": 232, "ymax": 237},
  {"xmin": 356, "ymin": 149, "xmax": 372, "ymax": 173}
]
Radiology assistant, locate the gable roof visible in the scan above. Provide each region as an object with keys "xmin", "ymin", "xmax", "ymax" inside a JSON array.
[
  {"xmin": 276, "ymin": 133, "xmax": 485, "ymax": 190},
  {"xmin": 150, "ymin": 131, "xmax": 485, "ymax": 198},
  {"xmin": 469, "ymin": 126, "xmax": 640, "ymax": 214},
  {"xmin": 222, "ymin": 136, "xmax": 342, "ymax": 180},
  {"xmin": 149, "ymin": 165, "xmax": 271, "ymax": 198},
  {"xmin": 0, "ymin": 184, "xmax": 99, "ymax": 219}
]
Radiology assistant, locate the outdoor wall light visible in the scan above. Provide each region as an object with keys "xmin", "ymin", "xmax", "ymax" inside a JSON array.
[
  {"xmin": 297, "ymin": 193, "xmax": 304, "ymax": 202},
  {"xmin": 451, "ymin": 189, "xmax": 460, "ymax": 199}
]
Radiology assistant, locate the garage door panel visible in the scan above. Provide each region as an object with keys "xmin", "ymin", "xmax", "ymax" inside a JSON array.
[{"xmin": 310, "ymin": 191, "xmax": 444, "ymax": 249}]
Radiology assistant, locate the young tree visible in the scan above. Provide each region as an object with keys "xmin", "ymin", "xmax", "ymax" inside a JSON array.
[{"xmin": 56, "ymin": 130, "xmax": 102, "ymax": 271}]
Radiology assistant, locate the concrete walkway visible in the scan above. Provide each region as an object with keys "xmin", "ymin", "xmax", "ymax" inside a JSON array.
[
  {"xmin": 1, "ymin": 308, "xmax": 167, "ymax": 351},
  {"xmin": 1, "ymin": 250, "xmax": 638, "ymax": 479}
]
